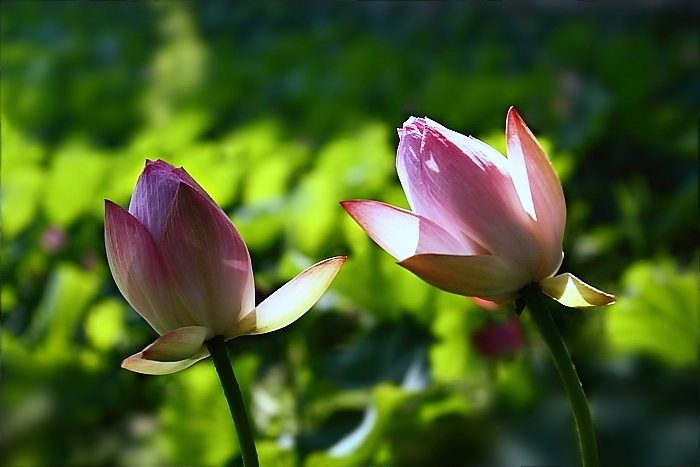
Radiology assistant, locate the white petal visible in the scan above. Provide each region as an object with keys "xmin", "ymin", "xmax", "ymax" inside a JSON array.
[
  {"xmin": 121, "ymin": 345, "xmax": 209, "ymax": 375},
  {"xmin": 341, "ymin": 200, "xmax": 471, "ymax": 261},
  {"xmin": 141, "ymin": 326, "xmax": 211, "ymax": 362},
  {"xmin": 245, "ymin": 256, "xmax": 346, "ymax": 335},
  {"xmin": 539, "ymin": 273, "xmax": 616, "ymax": 308},
  {"xmin": 506, "ymin": 107, "xmax": 566, "ymax": 278}
]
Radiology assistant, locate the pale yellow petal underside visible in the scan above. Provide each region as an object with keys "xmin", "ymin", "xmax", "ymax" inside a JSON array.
[{"xmin": 540, "ymin": 273, "xmax": 616, "ymax": 308}]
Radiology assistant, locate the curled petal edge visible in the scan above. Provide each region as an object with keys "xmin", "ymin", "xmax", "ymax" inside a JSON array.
[
  {"xmin": 539, "ymin": 273, "xmax": 616, "ymax": 308},
  {"xmin": 121, "ymin": 326, "xmax": 211, "ymax": 375}
]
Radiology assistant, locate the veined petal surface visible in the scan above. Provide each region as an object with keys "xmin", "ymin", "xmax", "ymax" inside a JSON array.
[
  {"xmin": 506, "ymin": 107, "xmax": 566, "ymax": 279},
  {"xmin": 341, "ymin": 200, "xmax": 471, "ymax": 261},
  {"xmin": 540, "ymin": 273, "xmax": 616, "ymax": 308},
  {"xmin": 244, "ymin": 256, "xmax": 346, "ymax": 336},
  {"xmin": 129, "ymin": 161, "xmax": 183, "ymax": 241},
  {"xmin": 397, "ymin": 117, "xmax": 544, "ymax": 276},
  {"xmin": 399, "ymin": 253, "xmax": 531, "ymax": 303},
  {"xmin": 104, "ymin": 200, "xmax": 195, "ymax": 334},
  {"xmin": 141, "ymin": 326, "xmax": 211, "ymax": 362},
  {"xmin": 122, "ymin": 345, "xmax": 210, "ymax": 375},
  {"xmin": 160, "ymin": 183, "xmax": 255, "ymax": 336},
  {"xmin": 128, "ymin": 161, "xmax": 213, "ymax": 236}
]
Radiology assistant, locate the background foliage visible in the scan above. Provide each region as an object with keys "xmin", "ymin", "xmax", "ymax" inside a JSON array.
[{"xmin": 2, "ymin": 2, "xmax": 697, "ymax": 466}]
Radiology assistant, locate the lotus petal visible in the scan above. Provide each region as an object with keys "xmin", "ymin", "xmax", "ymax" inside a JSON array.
[
  {"xmin": 104, "ymin": 200, "xmax": 194, "ymax": 334},
  {"xmin": 397, "ymin": 117, "xmax": 543, "ymax": 275},
  {"xmin": 341, "ymin": 200, "xmax": 471, "ymax": 261},
  {"xmin": 506, "ymin": 107, "xmax": 566, "ymax": 278},
  {"xmin": 540, "ymin": 273, "xmax": 616, "ymax": 308},
  {"xmin": 399, "ymin": 253, "xmax": 531, "ymax": 303},
  {"xmin": 245, "ymin": 256, "xmax": 346, "ymax": 335},
  {"xmin": 160, "ymin": 183, "xmax": 255, "ymax": 336},
  {"xmin": 141, "ymin": 326, "xmax": 211, "ymax": 362},
  {"xmin": 121, "ymin": 346, "xmax": 210, "ymax": 375}
]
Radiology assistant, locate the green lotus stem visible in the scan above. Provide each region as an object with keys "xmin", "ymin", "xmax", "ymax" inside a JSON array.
[
  {"xmin": 522, "ymin": 284, "xmax": 599, "ymax": 467},
  {"xmin": 206, "ymin": 335, "xmax": 259, "ymax": 467}
]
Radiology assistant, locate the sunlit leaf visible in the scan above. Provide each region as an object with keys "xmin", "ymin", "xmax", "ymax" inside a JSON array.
[
  {"xmin": 257, "ymin": 440, "xmax": 297, "ymax": 467},
  {"xmin": 1, "ymin": 115, "xmax": 46, "ymax": 238},
  {"xmin": 429, "ymin": 294, "xmax": 486, "ymax": 383},
  {"xmin": 220, "ymin": 119, "xmax": 288, "ymax": 168},
  {"xmin": 169, "ymin": 142, "xmax": 243, "ymax": 208},
  {"xmin": 288, "ymin": 172, "xmax": 341, "ymax": 256},
  {"xmin": 606, "ymin": 259, "xmax": 697, "ymax": 367},
  {"xmin": 316, "ymin": 122, "xmax": 393, "ymax": 199},
  {"xmin": 98, "ymin": 152, "xmax": 149, "ymax": 207},
  {"xmin": 2, "ymin": 165, "xmax": 44, "ymax": 238},
  {"xmin": 494, "ymin": 358, "xmax": 537, "ymax": 410},
  {"xmin": 232, "ymin": 201, "xmax": 286, "ymax": 253},
  {"xmin": 0, "ymin": 114, "xmax": 45, "ymax": 171},
  {"xmin": 28, "ymin": 263, "xmax": 102, "ymax": 361},
  {"xmin": 244, "ymin": 154, "xmax": 296, "ymax": 205},
  {"xmin": 84, "ymin": 298, "xmax": 126, "ymax": 352},
  {"xmin": 42, "ymin": 143, "xmax": 108, "ymax": 226},
  {"xmin": 1, "ymin": 286, "xmax": 18, "ymax": 314},
  {"xmin": 303, "ymin": 384, "xmax": 405, "ymax": 467}
]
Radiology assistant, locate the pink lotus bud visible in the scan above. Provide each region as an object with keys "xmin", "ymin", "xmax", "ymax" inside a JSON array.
[
  {"xmin": 41, "ymin": 226, "xmax": 67, "ymax": 253},
  {"xmin": 105, "ymin": 160, "xmax": 345, "ymax": 374},
  {"xmin": 471, "ymin": 318, "xmax": 524, "ymax": 358},
  {"xmin": 342, "ymin": 108, "xmax": 614, "ymax": 308}
]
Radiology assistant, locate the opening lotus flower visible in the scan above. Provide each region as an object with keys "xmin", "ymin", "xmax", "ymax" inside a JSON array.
[
  {"xmin": 342, "ymin": 108, "xmax": 614, "ymax": 308},
  {"xmin": 105, "ymin": 160, "xmax": 345, "ymax": 375}
]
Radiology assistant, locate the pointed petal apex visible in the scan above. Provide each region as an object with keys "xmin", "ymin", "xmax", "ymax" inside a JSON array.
[
  {"xmin": 506, "ymin": 107, "xmax": 566, "ymax": 277},
  {"xmin": 141, "ymin": 326, "xmax": 211, "ymax": 362},
  {"xmin": 505, "ymin": 107, "xmax": 537, "ymax": 221},
  {"xmin": 121, "ymin": 345, "xmax": 209, "ymax": 375},
  {"xmin": 247, "ymin": 256, "xmax": 346, "ymax": 335},
  {"xmin": 539, "ymin": 273, "xmax": 616, "ymax": 308}
]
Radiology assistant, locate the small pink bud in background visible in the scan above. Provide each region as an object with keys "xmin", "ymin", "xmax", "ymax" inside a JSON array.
[
  {"xmin": 470, "ymin": 297, "xmax": 501, "ymax": 311},
  {"xmin": 41, "ymin": 226, "xmax": 66, "ymax": 253},
  {"xmin": 471, "ymin": 318, "xmax": 524, "ymax": 359}
]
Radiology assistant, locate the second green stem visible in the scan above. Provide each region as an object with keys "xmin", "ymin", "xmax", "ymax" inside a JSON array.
[
  {"xmin": 522, "ymin": 284, "xmax": 599, "ymax": 467},
  {"xmin": 206, "ymin": 335, "xmax": 259, "ymax": 467}
]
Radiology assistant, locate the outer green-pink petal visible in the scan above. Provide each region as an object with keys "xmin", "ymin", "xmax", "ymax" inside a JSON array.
[
  {"xmin": 104, "ymin": 200, "xmax": 195, "ymax": 334},
  {"xmin": 341, "ymin": 200, "xmax": 471, "ymax": 261},
  {"xmin": 539, "ymin": 273, "xmax": 616, "ymax": 308},
  {"xmin": 243, "ymin": 256, "xmax": 346, "ymax": 336},
  {"xmin": 122, "ymin": 345, "xmax": 210, "ymax": 375},
  {"xmin": 160, "ymin": 183, "xmax": 255, "ymax": 336},
  {"xmin": 399, "ymin": 253, "xmax": 531, "ymax": 302},
  {"xmin": 141, "ymin": 326, "xmax": 211, "ymax": 362},
  {"xmin": 128, "ymin": 160, "xmax": 216, "ymax": 240},
  {"xmin": 506, "ymin": 107, "xmax": 566, "ymax": 279}
]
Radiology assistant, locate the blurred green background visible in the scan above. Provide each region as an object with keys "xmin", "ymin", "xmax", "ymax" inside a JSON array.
[{"xmin": 2, "ymin": 2, "xmax": 697, "ymax": 466}]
